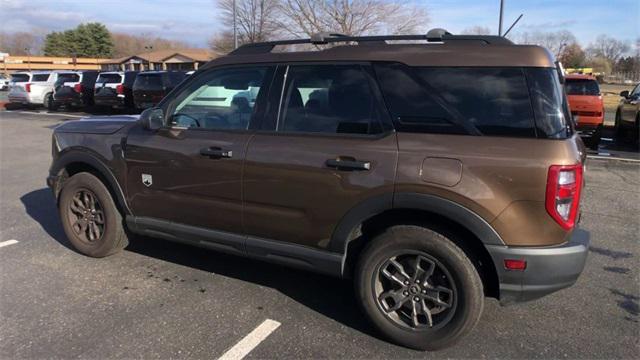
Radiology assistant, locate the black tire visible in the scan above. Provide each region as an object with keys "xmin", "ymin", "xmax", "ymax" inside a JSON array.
[
  {"xmin": 59, "ymin": 172, "xmax": 129, "ymax": 257},
  {"xmin": 589, "ymin": 126, "xmax": 601, "ymax": 151},
  {"xmin": 45, "ymin": 93, "xmax": 57, "ymax": 111},
  {"xmin": 614, "ymin": 109, "xmax": 625, "ymax": 140},
  {"xmin": 355, "ymin": 225, "xmax": 484, "ymax": 351}
]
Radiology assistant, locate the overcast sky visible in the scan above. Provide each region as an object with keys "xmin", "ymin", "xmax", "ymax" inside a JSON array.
[{"xmin": 0, "ymin": 0, "xmax": 638, "ymax": 48}]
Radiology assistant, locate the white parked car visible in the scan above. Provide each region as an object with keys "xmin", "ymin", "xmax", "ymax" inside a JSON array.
[
  {"xmin": 8, "ymin": 71, "xmax": 78, "ymax": 108},
  {"xmin": 0, "ymin": 74, "xmax": 9, "ymax": 91}
]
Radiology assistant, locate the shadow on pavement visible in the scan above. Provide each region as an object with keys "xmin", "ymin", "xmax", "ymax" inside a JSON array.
[
  {"xmin": 20, "ymin": 187, "xmax": 377, "ymax": 339},
  {"xmin": 20, "ymin": 188, "xmax": 73, "ymax": 250}
]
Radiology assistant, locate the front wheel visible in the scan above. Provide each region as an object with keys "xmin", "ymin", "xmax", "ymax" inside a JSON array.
[
  {"xmin": 355, "ymin": 225, "xmax": 484, "ymax": 350},
  {"xmin": 59, "ymin": 172, "xmax": 129, "ymax": 257}
]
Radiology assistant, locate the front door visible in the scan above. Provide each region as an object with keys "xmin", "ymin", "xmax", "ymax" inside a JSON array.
[
  {"xmin": 243, "ymin": 64, "xmax": 398, "ymax": 250},
  {"xmin": 124, "ymin": 65, "xmax": 274, "ymax": 233}
]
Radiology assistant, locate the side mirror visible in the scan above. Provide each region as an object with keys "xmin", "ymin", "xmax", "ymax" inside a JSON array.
[
  {"xmin": 140, "ymin": 107, "xmax": 164, "ymax": 130},
  {"xmin": 620, "ymin": 90, "xmax": 630, "ymax": 98}
]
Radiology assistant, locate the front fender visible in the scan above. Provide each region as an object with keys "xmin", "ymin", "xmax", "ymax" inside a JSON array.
[{"xmin": 48, "ymin": 150, "xmax": 132, "ymax": 215}]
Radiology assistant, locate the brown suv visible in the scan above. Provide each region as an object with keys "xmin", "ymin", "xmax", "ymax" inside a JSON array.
[{"xmin": 47, "ymin": 30, "xmax": 589, "ymax": 350}]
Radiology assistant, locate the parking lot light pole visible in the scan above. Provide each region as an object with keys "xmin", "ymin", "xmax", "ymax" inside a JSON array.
[{"xmin": 233, "ymin": 0, "xmax": 238, "ymax": 49}]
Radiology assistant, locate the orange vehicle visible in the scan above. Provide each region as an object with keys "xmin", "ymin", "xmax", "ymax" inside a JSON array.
[{"xmin": 565, "ymin": 74, "xmax": 604, "ymax": 149}]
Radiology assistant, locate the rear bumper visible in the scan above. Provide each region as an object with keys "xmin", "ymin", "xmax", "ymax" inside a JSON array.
[
  {"xmin": 8, "ymin": 93, "xmax": 38, "ymax": 104},
  {"xmin": 54, "ymin": 94, "xmax": 84, "ymax": 106},
  {"xmin": 95, "ymin": 97, "xmax": 125, "ymax": 108},
  {"xmin": 486, "ymin": 228, "xmax": 590, "ymax": 305}
]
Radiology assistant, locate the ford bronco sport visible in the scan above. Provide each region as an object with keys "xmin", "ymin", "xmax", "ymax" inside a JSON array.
[{"xmin": 47, "ymin": 30, "xmax": 589, "ymax": 350}]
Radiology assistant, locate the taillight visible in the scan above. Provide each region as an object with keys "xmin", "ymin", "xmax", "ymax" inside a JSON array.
[
  {"xmin": 116, "ymin": 84, "xmax": 124, "ymax": 94},
  {"xmin": 25, "ymin": 83, "xmax": 31, "ymax": 92},
  {"xmin": 74, "ymin": 83, "xmax": 83, "ymax": 93},
  {"xmin": 546, "ymin": 164, "xmax": 583, "ymax": 230}
]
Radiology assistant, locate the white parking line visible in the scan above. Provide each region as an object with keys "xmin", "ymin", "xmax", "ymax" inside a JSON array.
[
  {"xmin": 5, "ymin": 110, "xmax": 85, "ymax": 118},
  {"xmin": 218, "ymin": 319, "xmax": 281, "ymax": 360},
  {"xmin": 0, "ymin": 240, "xmax": 19, "ymax": 248}
]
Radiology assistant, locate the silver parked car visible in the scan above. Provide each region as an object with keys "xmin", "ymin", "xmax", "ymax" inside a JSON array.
[{"xmin": 8, "ymin": 71, "xmax": 78, "ymax": 109}]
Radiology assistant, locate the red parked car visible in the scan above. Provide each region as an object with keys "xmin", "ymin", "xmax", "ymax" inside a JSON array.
[{"xmin": 565, "ymin": 74, "xmax": 604, "ymax": 149}]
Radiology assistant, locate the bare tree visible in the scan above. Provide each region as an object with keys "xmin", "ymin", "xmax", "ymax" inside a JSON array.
[
  {"xmin": 111, "ymin": 33, "xmax": 191, "ymax": 57},
  {"xmin": 275, "ymin": 0, "xmax": 429, "ymax": 38},
  {"xmin": 0, "ymin": 32, "xmax": 43, "ymax": 55},
  {"xmin": 514, "ymin": 30, "xmax": 577, "ymax": 58},
  {"xmin": 586, "ymin": 34, "xmax": 631, "ymax": 65},
  {"xmin": 461, "ymin": 26, "xmax": 492, "ymax": 35},
  {"xmin": 211, "ymin": 0, "xmax": 279, "ymax": 52}
]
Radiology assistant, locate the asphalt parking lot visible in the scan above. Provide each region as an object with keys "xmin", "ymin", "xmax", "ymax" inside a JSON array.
[{"xmin": 1, "ymin": 110, "xmax": 639, "ymax": 359}]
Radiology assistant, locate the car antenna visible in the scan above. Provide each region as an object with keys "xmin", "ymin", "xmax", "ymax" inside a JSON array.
[{"xmin": 502, "ymin": 14, "xmax": 523, "ymax": 37}]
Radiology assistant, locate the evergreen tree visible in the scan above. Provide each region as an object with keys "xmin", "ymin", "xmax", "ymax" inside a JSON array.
[{"xmin": 42, "ymin": 23, "xmax": 114, "ymax": 58}]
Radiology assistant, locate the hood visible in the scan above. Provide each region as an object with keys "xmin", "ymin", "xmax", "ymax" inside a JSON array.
[{"xmin": 55, "ymin": 115, "xmax": 140, "ymax": 134}]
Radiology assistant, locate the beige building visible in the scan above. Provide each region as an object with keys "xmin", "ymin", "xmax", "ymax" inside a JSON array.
[
  {"xmin": 0, "ymin": 49, "xmax": 217, "ymax": 74},
  {"xmin": 0, "ymin": 55, "xmax": 102, "ymax": 73},
  {"xmin": 100, "ymin": 49, "xmax": 217, "ymax": 72}
]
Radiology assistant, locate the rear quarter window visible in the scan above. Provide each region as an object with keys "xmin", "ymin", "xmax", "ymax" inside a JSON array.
[
  {"xmin": 11, "ymin": 74, "xmax": 30, "ymax": 82},
  {"xmin": 525, "ymin": 68, "xmax": 572, "ymax": 139},
  {"xmin": 374, "ymin": 64, "xmax": 536, "ymax": 137},
  {"xmin": 32, "ymin": 74, "xmax": 50, "ymax": 82}
]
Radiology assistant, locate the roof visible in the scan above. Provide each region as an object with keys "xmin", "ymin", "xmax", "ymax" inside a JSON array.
[
  {"xmin": 103, "ymin": 49, "xmax": 217, "ymax": 64},
  {"xmin": 202, "ymin": 43, "xmax": 556, "ymax": 69}
]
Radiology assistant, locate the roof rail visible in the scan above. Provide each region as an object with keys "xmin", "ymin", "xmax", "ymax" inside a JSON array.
[{"xmin": 229, "ymin": 29, "xmax": 513, "ymax": 55}]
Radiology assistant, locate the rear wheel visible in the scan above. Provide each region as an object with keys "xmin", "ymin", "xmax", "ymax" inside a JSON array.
[
  {"xmin": 615, "ymin": 109, "xmax": 625, "ymax": 140},
  {"xmin": 59, "ymin": 172, "xmax": 129, "ymax": 257},
  {"xmin": 589, "ymin": 125, "xmax": 602, "ymax": 151},
  {"xmin": 355, "ymin": 225, "xmax": 484, "ymax": 350},
  {"xmin": 45, "ymin": 93, "xmax": 57, "ymax": 111}
]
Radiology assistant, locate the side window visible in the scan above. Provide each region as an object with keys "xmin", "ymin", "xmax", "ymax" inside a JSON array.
[
  {"xmin": 374, "ymin": 63, "xmax": 463, "ymax": 134},
  {"xmin": 170, "ymin": 67, "xmax": 270, "ymax": 130},
  {"xmin": 630, "ymin": 84, "xmax": 640, "ymax": 98},
  {"xmin": 278, "ymin": 64, "xmax": 383, "ymax": 135}
]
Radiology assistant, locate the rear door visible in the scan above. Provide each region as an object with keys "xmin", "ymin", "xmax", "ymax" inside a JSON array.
[
  {"xmin": 8, "ymin": 73, "xmax": 31, "ymax": 97},
  {"xmin": 133, "ymin": 73, "xmax": 165, "ymax": 109},
  {"xmin": 94, "ymin": 72, "xmax": 123, "ymax": 100},
  {"xmin": 124, "ymin": 65, "xmax": 275, "ymax": 235},
  {"xmin": 243, "ymin": 63, "xmax": 397, "ymax": 250},
  {"xmin": 54, "ymin": 72, "xmax": 81, "ymax": 100}
]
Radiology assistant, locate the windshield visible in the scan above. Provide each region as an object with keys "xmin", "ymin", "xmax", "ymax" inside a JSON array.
[
  {"xmin": 96, "ymin": 73, "xmax": 122, "ymax": 84},
  {"xmin": 11, "ymin": 74, "xmax": 30, "ymax": 82},
  {"xmin": 565, "ymin": 79, "xmax": 600, "ymax": 96}
]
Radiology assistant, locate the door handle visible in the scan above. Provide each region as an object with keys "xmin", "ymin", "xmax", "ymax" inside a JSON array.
[
  {"xmin": 200, "ymin": 147, "xmax": 233, "ymax": 159},
  {"xmin": 326, "ymin": 157, "xmax": 371, "ymax": 171}
]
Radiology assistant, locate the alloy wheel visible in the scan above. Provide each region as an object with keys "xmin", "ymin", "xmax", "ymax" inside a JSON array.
[
  {"xmin": 374, "ymin": 252, "xmax": 457, "ymax": 331},
  {"xmin": 67, "ymin": 188, "xmax": 105, "ymax": 243}
]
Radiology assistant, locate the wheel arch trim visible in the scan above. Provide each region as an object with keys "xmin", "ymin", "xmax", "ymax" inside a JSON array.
[
  {"xmin": 329, "ymin": 192, "xmax": 505, "ymax": 256},
  {"xmin": 50, "ymin": 150, "xmax": 132, "ymax": 215}
]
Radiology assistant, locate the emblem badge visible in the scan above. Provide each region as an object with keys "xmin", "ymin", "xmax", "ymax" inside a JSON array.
[{"xmin": 142, "ymin": 174, "xmax": 153, "ymax": 187}]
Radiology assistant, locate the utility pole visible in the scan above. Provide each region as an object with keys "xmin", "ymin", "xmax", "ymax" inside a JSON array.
[
  {"xmin": 25, "ymin": 47, "xmax": 30, "ymax": 71},
  {"xmin": 498, "ymin": 0, "xmax": 505, "ymax": 36},
  {"xmin": 233, "ymin": 0, "xmax": 238, "ymax": 49}
]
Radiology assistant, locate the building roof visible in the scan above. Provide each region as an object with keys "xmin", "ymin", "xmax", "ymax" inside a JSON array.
[{"xmin": 102, "ymin": 49, "xmax": 217, "ymax": 64}]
